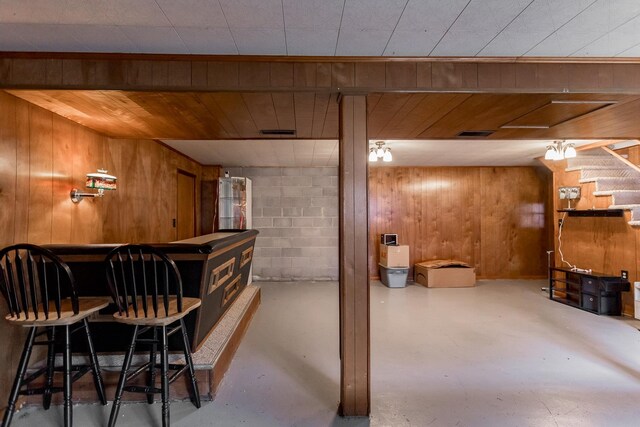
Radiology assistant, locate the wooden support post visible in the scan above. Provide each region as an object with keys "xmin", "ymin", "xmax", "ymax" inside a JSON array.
[{"xmin": 338, "ymin": 95, "xmax": 370, "ymax": 417}]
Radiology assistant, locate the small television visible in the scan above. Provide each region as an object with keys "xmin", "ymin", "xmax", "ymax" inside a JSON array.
[{"xmin": 380, "ymin": 234, "xmax": 398, "ymax": 245}]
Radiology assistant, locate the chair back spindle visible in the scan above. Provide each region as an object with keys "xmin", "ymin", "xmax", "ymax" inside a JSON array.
[
  {"xmin": 104, "ymin": 245, "xmax": 183, "ymax": 319},
  {"xmin": 0, "ymin": 244, "xmax": 78, "ymax": 320}
]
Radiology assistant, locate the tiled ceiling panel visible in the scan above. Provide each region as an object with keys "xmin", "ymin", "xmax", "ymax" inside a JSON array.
[{"xmin": 0, "ymin": 0, "xmax": 639, "ymax": 56}]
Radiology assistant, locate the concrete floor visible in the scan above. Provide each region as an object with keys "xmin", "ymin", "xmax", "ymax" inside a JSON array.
[{"xmin": 10, "ymin": 280, "xmax": 640, "ymax": 426}]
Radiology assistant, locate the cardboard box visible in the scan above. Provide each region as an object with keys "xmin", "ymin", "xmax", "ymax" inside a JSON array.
[
  {"xmin": 379, "ymin": 244, "xmax": 409, "ymax": 267},
  {"xmin": 414, "ymin": 259, "xmax": 476, "ymax": 288}
]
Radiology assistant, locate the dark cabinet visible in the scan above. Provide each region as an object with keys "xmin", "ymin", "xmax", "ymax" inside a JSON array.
[{"xmin": 549, "ymin": 267, "xmax": 629, "ymax": 315}]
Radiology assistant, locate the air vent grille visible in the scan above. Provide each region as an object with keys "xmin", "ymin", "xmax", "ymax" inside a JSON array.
[
  {"xmin": 260, "ymin": 129, "xmax": 296, "ymax": 136},
  {"xmin": 456, "ymin": 130, "xmax": 494, "ymax": 138}
]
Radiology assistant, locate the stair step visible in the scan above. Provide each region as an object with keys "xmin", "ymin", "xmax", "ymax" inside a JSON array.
[
  {"xmin": 611, "ymin": 191, "xmax": 640, "ymax": 206},
  {"xmin": 579, "ymin": 168, "xmax": 640, "ymax": 182},
  {"xmin": 566, "ymin": 156, "xmax": 622, "ymax": 171},
  {"xmin": 594, "ymin": 177, "xmax": 640, "ymax": 192},
  {"xmin": 594, "ymin": 190, "xmax": 640, "ymax": 196}
]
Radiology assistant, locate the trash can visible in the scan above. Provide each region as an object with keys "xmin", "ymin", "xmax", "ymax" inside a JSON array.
[{"xmin": 379, "ymin": 263, "xmax": 409, "ymax": 288}]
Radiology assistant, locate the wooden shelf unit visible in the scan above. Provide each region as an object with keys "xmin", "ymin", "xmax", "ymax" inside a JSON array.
[{"xmin": 549, "ymin": 267, "xmax": 629, "ymax": 315}]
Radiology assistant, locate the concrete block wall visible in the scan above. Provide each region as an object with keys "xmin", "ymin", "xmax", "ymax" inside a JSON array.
[{"xmin": 225, "ymin": 167, "xmax": 338, "ymax": 281}]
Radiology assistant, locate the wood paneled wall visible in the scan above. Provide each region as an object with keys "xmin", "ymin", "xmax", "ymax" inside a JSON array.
[
  {"xmin": 368, "ymin": 167, "xmax": 550, "ymax": 279},
  {"xmin": 550, "ymin": 148, "xmax": 640, "ymax": 316},
  {"xmin": 0, "ymin": 90, "xmax": 203, "ymax": 411}
]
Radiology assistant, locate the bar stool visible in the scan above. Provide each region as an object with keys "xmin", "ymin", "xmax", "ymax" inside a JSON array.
[
  {"xmin": 104, "ymin": 244, "xmax": 201, "ymax": 427},
  {"xmin": 0, "ymin": 244, "xmax": 109, "ymax": 427}
]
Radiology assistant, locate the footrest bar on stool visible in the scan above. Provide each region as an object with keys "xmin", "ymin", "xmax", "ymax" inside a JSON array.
[
  {"xmin": 123, "ymin": 385, "xmax": 163, "ymax": 394},
  {"xmin": 168, "ymin": 366, "xmax": 188, "ymax": 384},
  {"xmin": 19, "ymin": 386, "xmax": 64, "ymax": 396}
]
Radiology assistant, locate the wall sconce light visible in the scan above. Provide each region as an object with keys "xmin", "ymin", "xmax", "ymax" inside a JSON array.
[
  {"xmin": 544, "ymin": 140, "xmax": 577, "ymax": 161},
  {"xmin": 369, "ymin": 141, "xmax": 393, "ymax": 162},
  {"xmin": 70, "ymin": 169, "xmax": 117, "ymax": 203}
]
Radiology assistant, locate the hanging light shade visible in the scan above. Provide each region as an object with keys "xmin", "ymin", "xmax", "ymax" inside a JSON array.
[
  {"xmin": 71, "ymin": 169, "xmax": 118, "ymax": 203},
  {"xmin": 544, "ymin": 145, "xmax": 557, "ymax": 160},
  {"xmin": 382, "ymin": 148, "xmax": 392, "ymax": 162},
  {"xmin": 86, "ymin": 169, "xmax": 117, "ymax": 190},
  {"xmin": 369, "ymin": 148, "xmax": 378, "ymax": 162},
  {"xmin": 563, "ymin": 143, "xmax": 577, "ymax": 159},
  {"xmin": 375, "ymin": 146, "xmax": 385, "ymax": 157}
]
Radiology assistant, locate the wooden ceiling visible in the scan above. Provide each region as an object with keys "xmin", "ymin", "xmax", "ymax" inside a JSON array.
[{"xmin": 6, "ymin": 89, "xmax": 640, "ymax": 140}]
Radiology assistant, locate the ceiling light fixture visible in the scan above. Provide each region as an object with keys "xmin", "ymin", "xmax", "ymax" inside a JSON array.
[
  {"xmin": 544, "ymin": 140, "xmax": 576, "ymax": 161},
  {"xmin": 369, "ymin": 141, "xmax": 392, "ymax": 162}
]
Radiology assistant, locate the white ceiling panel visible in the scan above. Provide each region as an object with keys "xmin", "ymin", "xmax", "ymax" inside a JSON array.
[
  {"xmin": 286, "ymin": 29, "xmax": 339, "ymax": 56},
  {"xmin": 162, "ymin": 139, "xmax": 338, "ymax": 167},
  {"xmin": 573, "ymin": 15, "xmax": 640, "ymax": 56},
  {"xmin": 432, "ymin": 30, "xmax": 502, "ymax": 57},
  {"xmin": 162, "ymin": 139, "xmax": 598, "ymax": 168},
  {"xmin": 65, "ymin": 25, "xmax": 137, "ymax": 53},
  {"xmin": 118, "ymin": 26, "xmax": 187, "ymax": 54},
  {"xmin": 232, "ymin": 29, "xmax": 286, "ymax": 55},
  {"xmin": 336, "ymin": 29, "xmax": 392, "ymax": 56},
  {"xmin": 13, "ymin": 23, "xmax": 88, "ymax": 52},
  {"xmin": 155, "ymin": 0, "xmax": 228, "ymax": 28},
  {"xmin": 0, "ymin": 24, "xmax": 35, "ymax": 50},
  {"xmin": 478, "ymin": 30, "xmax": 551, "ymax": 56},
  {"xmin": 394, "ymin": 0, "xmax": 468, "ymax": 33},
  {"xmin": 527, "ymin": 0, "xmax": 640, "ymax": 56},
  {"xmin": 103, "ymin": 0, "xmax": 171, "ymax": 27},
  {"xmin": 479, "ymin": 0, "xmax": 596, "ymax": 55},
  {"xmin": 432, "ymin": 0, "xmax": 532, "ymax": 55},
  {"xmin": 341, "ymin": 0, "xmax": 407, "ymax": 31},
  {"xmin": 0, "ymin": 0, "xmax": 111, "ymax": 25},
  {"xmin": 219, "ymin": 0, "xmax": 284, "ymax": 29},
  {"xmin": 384, "ymin": 30, "xmax": 445, "ymax": 56},
  {"xmin": 283, "ymin": 0, "xmax": 343, "ymax": 30},
  {"xmin": 0, "ymin": 0, "xmax": 639, "ymax": 57},
  {"xmin": 175, "ymin": 27, "xmax": 238, "ymax": 54},
  {"xmin": 617, "ymin": 41, "xmax": 640, "ymax": 56}
]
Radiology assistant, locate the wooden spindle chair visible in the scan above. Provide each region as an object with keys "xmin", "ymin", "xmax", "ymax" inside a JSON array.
[
  {"xmin": 104, "ymin": 244, "xmax": 201, "ymax": 427},
  {"xmin": 0, "ymin": 244, "xmax": 110, "ymax": 427}
]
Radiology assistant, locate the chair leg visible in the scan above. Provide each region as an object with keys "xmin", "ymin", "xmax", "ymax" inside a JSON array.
[
  {"xmin": 83, "ymin": 318, "xmax": 106, "ymax": 405},
  {"xmin": 43, "ymin": 326, "xmax": 56, "ymax": 410},
  {"xmin": 147, "ymin": 326, "xmax": 158, "ymax": 404},
  {"xmin": 160, "ymin": 325, "xmax": 170, "ymax": 427},
  {"xmin": 179, "ymin": 319, "xmax": 201, "ymax": 409},
  {"xmin": 108, "ymin": 325, "xmax": 139, "ymax": 427},
  {"xmin": 62, "ymin": 325, "xmax": 72, "ymax": 427},
  {"xmin": 2, "ymin": 327, "xmax": 36, "ymax": 427}
]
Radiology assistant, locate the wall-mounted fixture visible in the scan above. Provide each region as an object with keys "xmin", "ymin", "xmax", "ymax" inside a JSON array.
[
  {"xmin": 70, "ymin": 169, "xmax": 117, "ymax": 203},
  {"xmin": 369, "ymin": 141, "xmax": 392, "ymax": 162},
  {"xmin": 544, "ymin": 140, "xmax": 577, "ymax": 161}
]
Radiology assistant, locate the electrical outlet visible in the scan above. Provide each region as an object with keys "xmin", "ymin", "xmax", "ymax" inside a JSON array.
[{"xmin": 622, "ymin": 270, "xmax": 628, "ymax": 280}]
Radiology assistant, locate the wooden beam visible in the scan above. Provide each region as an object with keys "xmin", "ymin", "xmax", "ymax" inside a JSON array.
[
  {"xmin": 339, "ymin": 95, "xmax": 370, "ymax": 417},
  {"xmin": 4, "ymin": 54, "xmax": 640, "ymax": 94}
]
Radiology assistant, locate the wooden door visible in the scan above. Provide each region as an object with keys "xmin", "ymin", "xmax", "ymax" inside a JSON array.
[{"xmin": 176, "ymin": 170, "xmax": 196, "ymax": 240}]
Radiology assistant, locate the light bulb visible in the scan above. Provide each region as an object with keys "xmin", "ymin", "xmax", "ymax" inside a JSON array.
[
  {"xmin": 383, "ymin": 148, "xmax": 392, "ymax": 162},
  {"xmin": 369, "ymin": 148, "xmax": 378, "ymax": 162},
  {"xmin": 376, "ymin": 146, "xmax": 385, "ymax": 157},
  {"xmin": 564, "ymin": 144, "xmax": 576, "ymax": 158}
]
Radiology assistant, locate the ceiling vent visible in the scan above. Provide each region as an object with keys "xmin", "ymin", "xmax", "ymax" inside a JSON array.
[
  {"xmin": 456, "ymin": 130, "xmax": 494, "ymax": 138},
  {"xmin": 260, "ymin": 129, "xmax": 296, "ymax": 136}
]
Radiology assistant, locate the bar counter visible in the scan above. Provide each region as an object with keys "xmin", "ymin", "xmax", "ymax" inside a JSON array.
[{"xmin": 44, "ymin": 230, "xmax": 258, "ymax": 352}]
